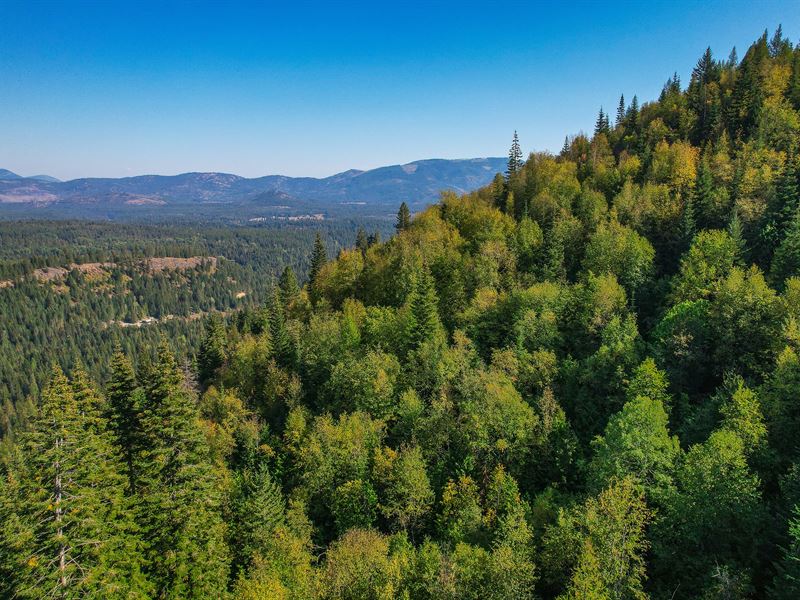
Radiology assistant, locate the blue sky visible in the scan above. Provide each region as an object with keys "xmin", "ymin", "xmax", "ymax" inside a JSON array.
[{"xmin": 1, "ymin": 0, "xmax": 798, "ymax": 180}]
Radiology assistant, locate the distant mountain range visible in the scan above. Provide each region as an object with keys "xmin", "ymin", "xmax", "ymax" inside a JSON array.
[{"xmin": 0, "ymin": 158, "xmax": 505, "ymax": 221}]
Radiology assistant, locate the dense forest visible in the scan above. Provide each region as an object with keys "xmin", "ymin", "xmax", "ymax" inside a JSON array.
[
  {"xmin": 0, "ymin": 220, "xmax": 388, "ymax": 434},
  {"xmin": 3, "ymin": 28, "xmax": 800, "ymax": 598}
]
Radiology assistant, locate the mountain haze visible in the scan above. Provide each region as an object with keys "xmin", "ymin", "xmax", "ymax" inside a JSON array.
[{"xmin": 0, "ymin": 158, "xmax": 506, "ymax": 217}]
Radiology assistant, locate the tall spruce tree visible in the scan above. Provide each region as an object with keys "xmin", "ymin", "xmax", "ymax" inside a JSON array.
[
  {"xmin": 681, "ymin": 193, "xmax": 697, "ymax": 250},
  {"xmin": 308, "ymin": 233, "xmax": 328, "ymax": 305},
  {"xmin": 137, "ymin": 342, "xmax": 229, "ymax": 598},
  {"xmin": 0, "ymin": 367, "xmax": 149, "ymax": 598},
  {"xmin": 594, "ymin": 107, "xmax": 609, "ymax": 136},
  {"xmin": 406, "ymin": 267, "xmax": 443, "ymax": 351},
  {"xmin": 278, "ymin": 265, "xmax": 300, "ymax": 308},
  {"xmin": 693, "ymin": 154, "xmax": 715, "ymax": 229},
  {"xmin": 616, "ymin": 94, "xmax": 626, "ymax": 127},
  {"xmin": 197, "ymin": 314, "xmax": 226, "ymax": 386},
  {"xmin": 507, "ymin": 131, "xmax": 523, "ymax": 179},
  {"xmin": 396, "ymin": 202, "xmax": 411, "ymax": 233},
  {"xmin": 229, "ymin": 464, "xmax": 285, "ymax": 573},
  {"xmin": 355, "ymin": 227, "xmax": 369, "ymax": 256},
  {"xmin": 107, "ymin": 348, "xmax": 143, "ymax": 492},
  {"xmin": 789, "ymin": 49, "xmax": 800, "ymax": 111},
  {"xmin": 269, "ymin": 290, "xmax": 295, "ymax": 369}
]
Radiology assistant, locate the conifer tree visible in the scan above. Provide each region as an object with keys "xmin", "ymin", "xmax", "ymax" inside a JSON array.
[
  {"xmin": 0, "ymin": 367, "xmax": 149, "ymax": 598},
  {"xmin": 278, "ymin": 265, "xmax": 300, "ymax": 308},
  {"xmin": 506, "ymin": 131, "xmax": 523, "ymax": 179},
  {"xmin": 693, "ymin": 154, "xmax": 715, "ymax": 229},
  {"xmin": 355, "ymin": 227, "xmax": 369, "ymax": 256},
  {"xmin": 269, "ymin": 290, "xmax": 295, "ymax": 369},
  {"xmin": 561, "ymin": 136, "xmax": 571, "ymax": 157},
  {"xmin": 616, "ymin": 94, "xmax": 626, "ymax": 127},
  {"xmin": 681, "ymin": 193, "xmax": 696, "ymax": 250},
  {"xmin": 406, "ymin": 267, "xmax": 443, "ymax": 351},
  {"xmin": 308, "ymin": 233, "xmax": 328, "ymax": 305},
  {"xmin": 729, "ymin": 208, "xmax": 747, "ymax": 262},
  {"xmin": 594, "ymin": 108, "xmax": 608, "ymax": 137},
  {"xmin": 727, "ymin": 46, "xmax": 738, "ymax": 69},
  {"xmin": 769, "ymin": 24, "xmax": 786, "ymax": 58},
  {"xmin": 777, "ymin": 156, "xmax": 800, "ymax": 237},
  {"xmin": 789, "ymin": 49, "xmax": 800, "ymax": 111},
  {"xmin": 197, "ymin": 314, "xmax": 226, "ymax": 386},
  {"xmin": 396, "ymin": 202, "xmax": 411, "ymax": 233},
  {"xmin": 771, "ymin": 505, "xmax": 800, "ymax": 599},
  {"xmin": 138, "ymin": 342, "xmax": 229, "ymax": 598},
  {"xmin": 627, "ymin": 95, "xmax": 639, "ymax": 123},
  {"xmin": 229, "ymin": 464, "xmax": 285, "ymax": 573},
  {"xmin": 107, "ymin": 348, "xmax": 143, "ymax": 492}
]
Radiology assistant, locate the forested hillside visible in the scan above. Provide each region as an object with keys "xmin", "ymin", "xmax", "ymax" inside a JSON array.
[
  {"xmin": 0, "ymin": 220, "xmax": 389, "ymax": 435},
  {"xmin": 3, "ymin": 28, "xmax": 800, "ymax": 599}
]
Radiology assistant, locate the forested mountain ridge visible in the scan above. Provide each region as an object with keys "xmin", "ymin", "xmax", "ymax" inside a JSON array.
[
  {"xmin": 0, "ymin": 157, "xmax": 506, "ymax": 219},
  {"xmin": 3, "ymin": 28, "xmax": 800, "ymax": 599}
]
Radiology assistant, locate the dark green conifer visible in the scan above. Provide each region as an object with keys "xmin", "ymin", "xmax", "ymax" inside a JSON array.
[
  {"xmin": 789, "ymin": 49, "xmax": 800, "ymax": 111},
  {"xmin": 682, "ymin": 194, "xmax": 696, "ymax": 250},
  {"xmin": 107, "ymin": 348, "xmax": 143, "ymax": 492},
  {"xmin": 506, "ymin": 131, "xmax": 523, "ymax": 179},
  {"xmin": 308, "ymin": 233, "xmax": 328, "ymax": 305},
  {"xmin": 229, "ymin": 464, "xmax": 285, "ymax": 573},
  {"xmin": 396, "ymin": 202, "xmax": 411, "ymax": 233},
  {"xmin": 138, "ymin": 342, "xmax": 229, "ymax": 598},
  {"xmin": 197, "ymin": 314, "xmax": 226, "ymax": 386},
  {"xmin": 693, "ymin": 155, "xmax": 715, "ymax": 229},
  {"xmin": 268, "ymin": 290, "xmax": 294, "ymax": 369},
  {"xmin": 0, "ymin": 367, "xmax": 149, "ymax": 598},
  {"xmin": 561, "ymin": 135, "xmax": 571, "ymax": 156},
  {"xmin": 355, "ymin": 227, "xmax": 369, "ymax": 256},
  {"xmin": 616, "ymin": 95, "xmax": 626, "ymax": 126},
  {"xmin": 278, "ymin": 265, "xmax": 300, "ymax": 308},
  {"xmin": 406, "ymin": 267, "xmax": 443, "ymax": 351}
]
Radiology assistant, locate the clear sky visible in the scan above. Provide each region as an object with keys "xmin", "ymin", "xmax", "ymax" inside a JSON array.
[{"xmin": 1, "ymin": 0, "xmax": 798, "ymax": 180}]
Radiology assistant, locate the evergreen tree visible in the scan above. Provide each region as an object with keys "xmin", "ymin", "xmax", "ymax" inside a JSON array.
[
  {"xmin": 278, "ymin": 265, "xmax": 300, "ymax": 308},
  {"xmin": 771, "ymin": 505, "xmax": 800, "ymax": 598},
  {"xmin": 616, "ymin": 94, "xmax": 626, "ymax": 127},
  {"xmin": 355, "ymin": 227, "xmax": 369, "ymax": 256},
  {"xmin": 594, "ymin": 107, "xmax": 609, "ymax": 137},
  {"xmin": 107, "ymin": 348, "xmax": 143, "ymax": 492},
  {"xmin": 728, "ymin": 46, "xmax": 739, "ymax": 67},
  {"xmin": 138, "ymin": 342, "xmax": 229, "ymax": 598},
  {"xmin": 396, "ymin": 202, "xmax": 411, "ymax": 233},
  {"xmin": 789, "ymin": 49, "xmax": 800, "ymax": 111},
  {"xmin": 506, "ymin": 131, "xmax": 523, "ymax": 179},
  {"xmin": 229, "ymin": 464, "xmax": 285, "ymax": 573},
  {"xmin": 308, "ymin": 233, "xmax": 328, "ymax": 305},
  {"xmin": 777, "ymin": 157, "xmax": 800, "ymax": 238},
  {"xmin": 682, "ymin": 193, "xmax": 697, "ymax": 250},
  {"xmin": 0, "ymin": 367, "xmax": 149, "ymax": 598},
  {"xmin": 406, "ymin": 267, "xmax": 443, "ymax": 351},
  {"xmin": 769, "ymin": 24, "xmax": 787, "ymax": 58},
  {"xmin": 729, "ymin": 208, "xmax": 747, "ymax": 262},
  {"xmin": 693, "ymin": 154, "xmax": 715, "ymax": 229},
  {"xmin": 561, "ymin": 135, "xmax": 571, "ymax": 157},
  {"xmin": 197, "ymin": 314, "xmax": 226, "ymax": 386},
  {"xmin": 269, "ymin": 290, "xmax": 295, "ymax": 369}
]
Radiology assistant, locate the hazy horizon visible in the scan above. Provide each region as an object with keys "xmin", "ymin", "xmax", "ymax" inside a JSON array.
[{"xmin": 0, "ymin": 155, "xmax": 506, "ymax": 182}]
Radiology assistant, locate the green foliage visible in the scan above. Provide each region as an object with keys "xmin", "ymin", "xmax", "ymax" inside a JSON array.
[
  {"xmin": 5, "ymin": 27, "xmax": 800, "ymax": 599},
  {"xmin": 0, "ymin": 368, "xmax": 150, "ymax": 598},
  {"xmin": 589, "ymin": 395, "xmax": 680, "ymax": 502}
]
